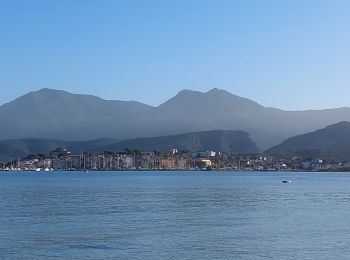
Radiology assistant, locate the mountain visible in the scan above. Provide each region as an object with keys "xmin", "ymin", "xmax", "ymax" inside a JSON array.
[
  {"xmin": 134, "ymin": 88, "xmax": 292, "ymax": 149},
  {"xmin": 119, "ymin": 88, "xmax": 350, "ymax": 149},
  {"xmin": 103, "ymin": 130, "xmax": 258, "ymax": 153},
  {"xmin": 0, "ymin": 88, "xmax": 153, "ymax": 141},
  {"xmin": 0, "ymin": 130, "xmax": 258, "ymax": 163},
  {"xmin": 1, "ymin": 88, "xmax": 350, "ymax": 149},
  {"xmin": 266, "ymin": 121, "xmax": 350, "ymax": 160}
]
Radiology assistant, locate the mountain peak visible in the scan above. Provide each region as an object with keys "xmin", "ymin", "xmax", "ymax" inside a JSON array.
[
  {"xmin": 176, "ymin": 88, "xmax": 233, "ymax": 96},
  {"xmin": 176, "ymin": 89, "xmax": 202, "ymax": 96},
  {"xmin": 27, "ymin": 88, "xmax": 72, "ymax": 99},
  {"xmin": 34, "ymin": 88, "xmax": 67, "ymax": 94},
  {"xmin": 173, "ymin": 88, "xmax": 235, "ymax": 99},
  {"xmin": 206, "ymin": 88, "xmax": 235, "ymax": 96},
  {"xmin": 207, "ymin": 88, "xmax": 225, "ymax": 93},
  {"xmin": 37, "ymin": 87, "xmax": 57, "ymax": 92},
  {"xmin": 159, "ymin": 87, "xmax": 263, "ymax": 111}
]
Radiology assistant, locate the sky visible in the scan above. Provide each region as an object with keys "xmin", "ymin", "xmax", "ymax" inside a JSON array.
[{"xmin": 0, "ymin": 0, "xmax": 350, "ymax": 110}]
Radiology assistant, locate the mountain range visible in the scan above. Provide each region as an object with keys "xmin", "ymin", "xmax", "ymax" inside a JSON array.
[{"xmin": 1, "ymin": 88, "xmax": 350, "ymax": 150}]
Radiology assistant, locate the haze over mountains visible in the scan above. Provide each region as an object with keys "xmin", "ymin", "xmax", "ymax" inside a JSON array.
[
  {"xmin": 105, "ymin": 130, "xmax": 258, "ymax": 154},
  {"xmin": 266, "ymin": 121, "xmax": 350, "ymax": 160},
  {"xmin": 1, "ymin": 88, "xmax": 350, "ymax": 150},
  {"xmin": 0, "ymin": 130, "xmax": 258, "ymax": 163}
]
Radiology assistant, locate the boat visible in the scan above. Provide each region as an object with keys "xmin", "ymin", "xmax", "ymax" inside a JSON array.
[{"xmin": 282, "ymin": 180, "xmax": 292, "ymax": 184}]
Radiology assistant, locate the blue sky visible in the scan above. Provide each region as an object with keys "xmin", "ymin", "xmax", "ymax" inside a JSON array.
[{"xmin": 1, "ymin": 0, "xmax": 350, "ymax": 110}]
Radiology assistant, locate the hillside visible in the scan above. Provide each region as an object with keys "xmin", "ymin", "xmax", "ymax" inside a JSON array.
[
  {"xmin": 104, "ymin": 130, "xmax": 259, "ymax": 153},
  {"xmin": 266, "ymin": 121, "xmax": 350, "ymax": 160},
  {"xmin": 0, "ymin": 130, "xmax": 258, "ymax": 163},
  {"xmin": 0, "ymin": 138, "xmax": 117, "ymax": 163}
]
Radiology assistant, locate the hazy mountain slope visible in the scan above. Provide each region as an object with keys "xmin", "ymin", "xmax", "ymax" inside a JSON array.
[
  {"xmin": 1, "ymin": 88, "xmax": 350, "ymax": 150},
  {"xmin": 0, "ymin": 138, "xmax": 118, "ymax": 163},
  {"xmin": 103, "ymin": 130, "xmax": 259, "ymax": 153},
  {"xmin": 0, "ymin": 88, "xmax": 153, "ymax": 141},
  {"xmin": 133, "ymin": 88, "xmax": 350, "ymax": 149},
  {"xmin": 266, "ymin": 121, "xmax": 350, "ymax": 159},
  {"xmin": 135, "ymin": 89, "xmax": 288, "ymax": 148}
]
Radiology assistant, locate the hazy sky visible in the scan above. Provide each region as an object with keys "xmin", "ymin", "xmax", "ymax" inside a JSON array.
[{"xmin": 1, "ymin": 0, "xmax": 350, "ymax": 110}]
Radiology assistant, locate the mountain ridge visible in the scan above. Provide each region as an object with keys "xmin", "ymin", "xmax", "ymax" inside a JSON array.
[
  {"xmin": 266, "ymin": 121, "xmax": 350, "ymax": 160},
  {"xmin": 1, "ymin": 88, "xmax": 350, "ymax": 149}
]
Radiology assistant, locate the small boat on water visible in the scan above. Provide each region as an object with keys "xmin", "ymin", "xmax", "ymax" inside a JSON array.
[{"xmin": 282, "ymin": 180, "xmax": 292, "ymax": 184}]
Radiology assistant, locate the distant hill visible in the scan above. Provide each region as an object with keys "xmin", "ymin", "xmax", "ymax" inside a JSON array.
[
  {"xmin": 266, "ymin": 121, "xmax": 350, "ymax": 160},
  {"xmin": 2, "ymin": 88, "xmax": 350, "ymax": 149},
  {"xmin": 0, "ymin": 130, "xmax": 258, "ymax": 163},
  {"xmin": 0, "ymin": 138, "xmax": 117, "ymax": 163},
  {"xmin": 103, "ymin": 130, "xmax": 259, "ymax": 153}
]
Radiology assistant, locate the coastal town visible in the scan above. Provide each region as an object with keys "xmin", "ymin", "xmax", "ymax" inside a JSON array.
[{"xmin": 1, "ymin": 146, "xmax": 349, "ymax": 172}]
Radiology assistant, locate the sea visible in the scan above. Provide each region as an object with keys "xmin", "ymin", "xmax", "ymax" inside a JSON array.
[{"xmin": 1, "ymin": 171, "xmax": 350, "ymax": 259}]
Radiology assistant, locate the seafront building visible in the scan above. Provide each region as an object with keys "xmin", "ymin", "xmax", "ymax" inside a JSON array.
[{"xmin": 0, "ymin": 147, "xmax": 349, "ymax": 172}]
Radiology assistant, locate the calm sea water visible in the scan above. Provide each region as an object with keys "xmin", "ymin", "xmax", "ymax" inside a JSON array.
[{"xmin": 1, "ymin": 171, "xmax": 350, "ymax": 259}]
